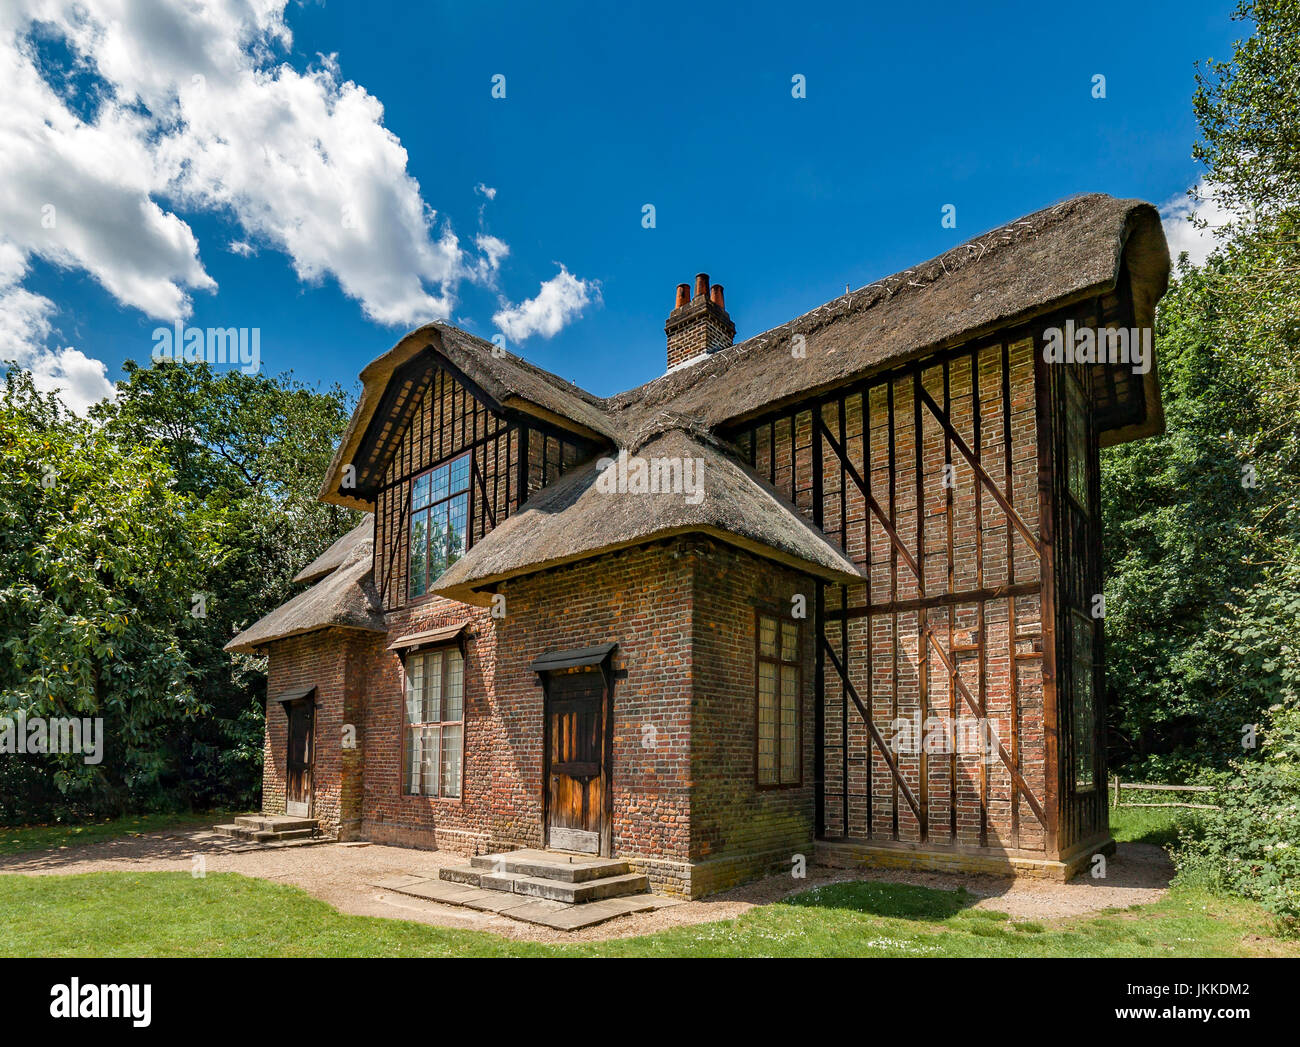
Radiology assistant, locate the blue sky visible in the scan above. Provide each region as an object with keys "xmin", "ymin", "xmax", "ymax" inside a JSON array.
[{"xmin": 1, "ymin": 0, "xmax": 1240, "ymax": 411}]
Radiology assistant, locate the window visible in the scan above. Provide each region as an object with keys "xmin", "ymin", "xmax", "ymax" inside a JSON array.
[
  {"xmin": 756, "ymin": 613, "xmax": 801, "ymax": 786},
  {"xmin": 403, "ymin": 647, "xmax": 464, "ymax": 798},
  {"xmin": 1071, "ymin": 611, "xmax": 1096, "ymax": 791},
  {"xmin": 1064, "ymin": 374, "xmax": 1090, "ymax": 509},
  {"xmin": 409, "ymin": 454, "xmax": 471, "ymax": 599}
]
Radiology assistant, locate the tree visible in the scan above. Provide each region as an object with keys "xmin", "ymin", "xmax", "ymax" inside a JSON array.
[
  {"xmin": 0, "ymin": 370, "xmax": 222, "ymax": 818},
  {"xmin": 92, "ymin": 360, "xmax": 358, "ymax": 809}
]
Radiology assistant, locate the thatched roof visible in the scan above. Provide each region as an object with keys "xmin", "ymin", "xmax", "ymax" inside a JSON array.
[
  {"xmin": 432, "ymin": 428, "xmax": 863, "ymax": 606},
  {"xmin": 225, "ymin": 516, "xmax": 384, "ymax": 653},
  {"xmin": 606, "ymin": 193, "xmax": 1170, "ymax": 446},
  {"xmin": 293, "ymin": 517, "xmax": 372, "ymax": 584},
  {"xmin": 264, "ymin": 193, "xmax": 1169, "ymax": 616},
  {"xmin": 320, "ymin": 193, "xmax": 1168, "ymax": 516},
  {"xmin": 320, "ymin": 322, "xmax": 617, "ymax": 511}
]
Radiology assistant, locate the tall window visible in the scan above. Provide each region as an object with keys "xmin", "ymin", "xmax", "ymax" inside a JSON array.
[
  {"xmin": 757, "ymin": 613, "xmax": 801, "ymax": 786},
  {"xmin": 409, "ymin": 454, "xmax": 470, "ymax": 599},
  {"xmin": 1064, "ymin": 374, "xmax": 1090, "ymax": 509},
  {"xmin": 403, "ymin": 647, "xmax": 464, "ymax": 798},
  {"xmin": 1071, "ymin": 611, "xmax": 1096, "ymax": 791}
]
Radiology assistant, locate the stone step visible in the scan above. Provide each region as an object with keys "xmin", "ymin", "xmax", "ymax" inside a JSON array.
[
  {"xmin": 214, "ymin": 821, "xmax": 320, "ymax": 846},
  {"xmin": 468, "ymin": 849, "xmax": 630, "ymax": 883},
  {"xmin": 440, "ymin": 864, "xmax": 648, "ymax": 904},
  {"xmin": 234, "ymin": 815, "xmax": 316, "ymax": 833}
]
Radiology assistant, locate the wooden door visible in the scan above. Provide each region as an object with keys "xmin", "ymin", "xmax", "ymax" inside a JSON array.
[
  {"xmin": 545, "ymin": 671, "xmax": 607, "ymax": 854},
  {"xmin": 286, "ymin": 700, "xmax": 314, "ymax": 818}
]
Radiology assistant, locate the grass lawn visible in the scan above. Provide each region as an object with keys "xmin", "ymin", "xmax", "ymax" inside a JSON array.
[
  {"xmin": 0, "ymin": 871, "xmax": 1293, "ymax": 958},
  {"xmin": 0, "ymin": 811, "xmax": 239, "ymax": 857},
  {"xmin": 2, "ymin": 802, "xmax": 1289, "ymax": 957}
]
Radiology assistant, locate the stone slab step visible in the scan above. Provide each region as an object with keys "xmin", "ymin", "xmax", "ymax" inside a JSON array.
[
  {"xmin": 234, "ymin": 815, "xmax": 317, "ymax": 833},
  {"xmin": 450, "ymin": 868, "xmax": 648, "ymax": 904},
  {"xmin": 213, "ymin": 823, "xmax": 323, "ymax": 847},
  {"xmin": 371, "ymin": 876, "xmax": 680, "ymax": 931},
  {"xmin": 468, "ymin": 849, "xmax": 630, "ymax": 883}
]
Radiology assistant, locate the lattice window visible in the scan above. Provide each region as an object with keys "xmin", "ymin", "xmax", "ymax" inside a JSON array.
[
  {"xmin": 757, "ymin": 613, "xmax": 801, "ymax": 787},
  {"xmin": 403, "ymin": 647, "xmax": 465, "ymax": 798},
  {"xmin": 1071, "ymin": 611, "xmax": 1096, "ymax": 791},
  {"xmin": 409, "ymin": 454, "xmax": 470, "ymax": 599}
]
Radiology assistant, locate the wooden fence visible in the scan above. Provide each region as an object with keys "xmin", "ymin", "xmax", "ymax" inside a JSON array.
[{"xmin": 1110, "ymin": 777, "xmax": 1219, "ymax": 810}]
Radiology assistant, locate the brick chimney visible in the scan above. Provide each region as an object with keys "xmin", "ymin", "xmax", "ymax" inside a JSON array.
[{"xmin": 664, "ymin": 272, "xmax": 735, "ymax": 370}]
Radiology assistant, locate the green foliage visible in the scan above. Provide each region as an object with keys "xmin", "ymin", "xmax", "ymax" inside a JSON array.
[
  {"xmin": 92, "ymin": 359, "xmax": 358, "ymax": 811},
  {"xmin": 0, "ymin": 370, "xmax": 222, "ymax": 817},
  {"xmin": 0, "ymin": 358, "xmax": 356, "ymax": 822},
  {"xmin": 1175, "ymin": 703, "xmax": 1300, "ymax": 930}
]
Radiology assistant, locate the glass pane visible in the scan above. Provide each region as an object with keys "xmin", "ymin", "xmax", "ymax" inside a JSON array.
[
  {"xmin": 404, "ymin": 727, "xmax": 420, "ymax": 794},
  {"xmin": 443, "ymin": 649, "xmax": 464, "ymax": 721},
  {"xmin": 405, "ymin": 656, "xmax": 424, "ymax": 725},
  {"xmin": 412, "ymin": 473, "xmax": 432, "ymax": 511},
  {"xmin": 440, "ymin": 724, "xmax": 462, "ymax": 798},
  {"xmin": 430, "ymin": 461, "xmax": 450, "ymax": 503},
  {"xmin": 1066, "ymin": 378, "xmax": 1089, "ymax": 507},
  {"xmin": 757, "ymin": 661, "xmax": 777, "ymax": 784},
  {"xmin": 780, "ymin": 665, "xmax": 799, "ymax": 783},
  {"xmin": 781, "ymin": 622, "xmax": 798, "ymax": 662},
  {"xmin": 446, "ymin": 493, "xmax": 468, "ymax": 563},
  {"xmin": 421, "ymin": 726, "xmax": 439, "ymax": 796},
  {"xmin": 423, "ymin": 651, "xmax": 443, "ymax": 723},
  {"xmin": 1072, "ymin": 615, "xmax": 1096, "ymax": 789},
  {"xmin": 758, "ymin": 616, "xmax": 776, "ymax": 658},
  {"xmin": 409, "ymin": 510, "xmax": 428, "ymax": 598},
  {"xmin": 449, "ymin": 455, "xmax": 470, "ymax": 494}
]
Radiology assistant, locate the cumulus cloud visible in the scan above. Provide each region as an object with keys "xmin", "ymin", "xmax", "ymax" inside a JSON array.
[
  {"xmin": 1, "ymin": 0, "xmax": 598, "ymax": 413},
  {"xmin": 0, "ymin": 242, "xmax": 115, "ymax": 413},
  {"xmin": 1161, "ymin": 182, "xmax": 1234, "ymax": 267},
  {"xmin": 493, "ymin": 267, "xmax": 598, "ymax": 342}
]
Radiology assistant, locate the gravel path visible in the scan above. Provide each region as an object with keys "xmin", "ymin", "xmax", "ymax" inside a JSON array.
[{"xmin": 0, "ymin": 828, "xmax": 1174, "ymax": 945}]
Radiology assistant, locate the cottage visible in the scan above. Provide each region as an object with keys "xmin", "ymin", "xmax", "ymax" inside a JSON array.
[{"xmin": 226, "ymin": 193, "xmax": 1170, "ymax": 898}]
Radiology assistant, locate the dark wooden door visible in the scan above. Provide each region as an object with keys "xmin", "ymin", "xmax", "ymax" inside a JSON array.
[
  {"xmin": 286, "ymin": 700, "xmax": 314, "ymax": 817},
  {"xmin": 545, "ymin": 671, "xmax": 607, "ymax": 854}
]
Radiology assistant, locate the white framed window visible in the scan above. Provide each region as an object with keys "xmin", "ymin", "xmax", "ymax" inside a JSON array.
[{"xmin": 403, "ymin": 646, "xmax": 464, "ymax": 798}]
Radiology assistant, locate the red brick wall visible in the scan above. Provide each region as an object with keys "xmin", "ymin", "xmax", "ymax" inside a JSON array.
[
  {"xmin": 689, "ymin": 539, "xmax": 817, "ymax": 894},
  {"xmin": 263, "ymin": 628, "xmax": 382, "ymax": 839}
]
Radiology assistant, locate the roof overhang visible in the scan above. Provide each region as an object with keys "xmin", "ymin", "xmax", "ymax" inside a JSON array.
[
  {"xmin": 530, "ymin": 642, "xmax": 617, "ymax": 673},
  {"xmin": 433, "ymin": 524, "xmax": 865, "ymax": 608},
  {"xmin": 387, "ymin": 622, "xmax": 468, "ymax": 652},
  {"xmin": 274, "ymin": 686, "xmax": 316, "ymax": 705}
]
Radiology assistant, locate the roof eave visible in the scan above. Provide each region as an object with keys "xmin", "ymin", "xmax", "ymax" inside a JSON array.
[{"xmin": 432, "ymin": 524, "xmax": 864, "ymax": 607}]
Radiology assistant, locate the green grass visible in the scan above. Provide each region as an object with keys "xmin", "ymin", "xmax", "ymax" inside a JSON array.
[
  {"xmin": 1109, "ymin": 803, "xmax": 1203, "ymax": 849},
  {"xmin": 0, "ymin": 811, "xmax": 238, "ymax": 856},
  {"xmin": 0, "ymin": 871, "xmax": 1293, "ymax": 958}
]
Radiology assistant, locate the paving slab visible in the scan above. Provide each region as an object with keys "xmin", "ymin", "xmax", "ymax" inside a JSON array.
[{"xmin": 370, "ymin": 874, "xmax": 430, "ymax": 890}]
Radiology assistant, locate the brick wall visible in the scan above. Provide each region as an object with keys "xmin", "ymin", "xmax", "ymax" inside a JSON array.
[
  {"xmin": 262, "ymin": 628, "xmax": 383, "ymax": 840},
  {"xmin": 689, "ymin": 539, "xmax": 817, "ymax": 895}
]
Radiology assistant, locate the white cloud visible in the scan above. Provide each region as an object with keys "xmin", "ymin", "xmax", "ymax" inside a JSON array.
[
  {"xmin": 0, "ymin": 243, "xmax": 114, "ymax": 414},
  {"xmin": 0, "ymin": 0, "xmax": 543, "ymax": 411},
  {"xmin": 493, "ymin": 266, "xmax": 598, "ymax": 341},
  {"xmin": 475, "ymin": 183, "xmax": 497, "ymax": 200},
  {"xmin": 474, "ymin": 234, "xmax": 510, "ymax": 275},
  {"xmin": 1160, "ymin": 182, "xmax": 1233, "ymax": 267}
]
